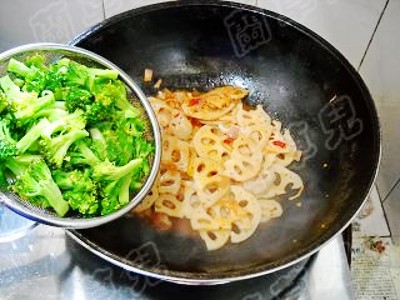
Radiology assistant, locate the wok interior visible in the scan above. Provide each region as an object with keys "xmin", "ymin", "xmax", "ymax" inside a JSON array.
[{"xmin": 72, "ymin": 3, "xmax": 379, "ymax": 279}]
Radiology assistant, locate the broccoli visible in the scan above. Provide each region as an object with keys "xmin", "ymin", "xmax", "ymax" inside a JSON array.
[
  {"xmin": 40, "ymin": 129, "xmax": 89, "ymax": 168},
  {"xmin": 4, "ymin": 155, "xmax": 42, "ymax": 177},
  {"xmin": 13, "ymin": 91, "xmax": 55, "ymax": 121},
  {"xmin": 0, "ymin": 54, "xmax": 152, "ymax": 218},
  {"xmin": 99, "ymin": 173, "xmax": 133, "ymax": 216},
  {"xmin": 69, "ymin": 139, "xmax": 101, "ymax": 167},
  {"xmin": 41, "ymin": 109, "xmax": 86, "ymax": 138},
  {"xmin": 8, "ymin": 58, "xmax": 48, "ymax": 93},
  {"xmin": 59, "ymin": 86, "xmax": 92, "ymax": 111},
  {"xmin": 0, "ymin": 75, "xmax": 37, "ymax": 106},
  {"xmin": 93, "ymin": 158, "xmax": 143, "ymax": 183},
  {"xmin": 0, "ymin": 89, "xmax": 8, "ymax": 115},
  {"xmin": 0, "ymin": 165, "xmax": 7, "ymax": 189},
  {"xmin": 89, "ymin": 128, "xmax": 108, "ymax": 160},
  {"xmin": 24, "ymin": 54, "xmax": 47, "ymax": 70},
  {"xmin": 53, "ymin": 169, "xmax": 99, "ymax": 215},
  {"xmin": 10, "ymin": 158, "xmax": 69, "ymax": 217},
  {"xmin": 32, "ymin": 108, "xmax": 69, "ymax": 122},
  {"xmin": 0, "ymin": 118, "xmax": 17, "ymax": 161},
  {"xmin": 16, "ymin": 118, "xmax": 51, "ymax": 154},
  {"xmin": 0, "ymin": 75, "xmax": 54, "ymax": 124}
]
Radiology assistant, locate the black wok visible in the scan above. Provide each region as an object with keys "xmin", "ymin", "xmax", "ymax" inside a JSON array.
[{"xmin": 68, "ymin": 1, "xmax": 380, "ymax": 283}]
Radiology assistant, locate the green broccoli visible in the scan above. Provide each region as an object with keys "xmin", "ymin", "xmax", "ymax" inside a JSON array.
[
  {"xmin": 69, "ymin": 139, "xmax": 101, "ymax": 167},
  {"xmin": 40, "ymin": 129, "xmax": 89, "ymax": 168},
  {"xmin": 53, "ymin": 169, "xmax": 99, "ymax": 215},
  {"xmin": 89, "ymin": 128, "xmax": 108, "ymax": 160},
  {"xmin": 0, "ymin": 118, "xmax": 17, "ymax": 161},
  {"xmin": 32, "ymin": 108, "xmax": 69, "ymax": 122},
  {"xmin": 93, "ymin": 158, "xmax": 143, "ymax": 183},
  {"xmin": 0, "ymin": 89, "xmax": 8, "ymax": 114},
  {"xmin": 4, "ymin": 155, "xmax": 42, "ymax": 177},
  {"xmin": 16, "ymin": 118, "xmax": 51, "ymax": 154},
  {"xmin": 10, "ymin": 158, "xmax": 69, "ymax": 217},
  {"xmin": 13, "ymin": 91, "xmax": 55, "ymax": 121},
  {"xmin": 41, "ymin": 109, "xmax": 86, "ymax": 138},
  {"xmin": 0, "ymin": 75, "xmax": 37, "ymax": 106},
  {"xmin": 99, "ymin": 174, "xmax": 132, "ymax": 216},
  {"xmin": 7, "ymin": 58, "xmax": 48, "ymax": 93}
]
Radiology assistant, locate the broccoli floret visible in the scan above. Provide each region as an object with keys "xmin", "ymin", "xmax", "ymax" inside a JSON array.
[
  {"xmin": 0, "ymin": 164, "xmax": 7, "ymax": 189},
  {"xmin": 0, "ymin": 75, "xmax": 54, "ymax": 124},
  {"xmin": 40, "ymin": 129, "xmax": 89, "ymax": 168},
  {"xmin": 16, "ymin": 118, "xmax": 51, "ymax": 154},
  {"xmin": 24, "ymin": 54, "xmax": 47, "ymax": 70},
  {"xmin": 32, "ymin": 108, "xmax": 69, "ymax": 122},
  {"xmin": 0, "ymin": 118, "xmax": 17, "ymax": 161},
  {"xmin": 11, "ymin": 158, "xmax": 69, "ymax": 217},
  {"xmin": 89, "ymin": 128, "xmax": 108, "ymax": 160},
  {"xmin": 8, "ymin": 58, "xmax": 48, "ymax": 93},
  {"xmin": 92, "ymin": 80, "xmax": 126, "ymax": 108},
  {"xmin": 7, "ymin": 58, "xmax": 32, "ymax": 78},
  {"xmin": 41, "ymin": 109, "xmax": 86, "ymax": 138},
  {"xmin": 93, "ymin": 158, "xmax": 143, "ymax": 183},
  {"xmin": 69, "ymin": 139, "xmax": 101, "ymax": 167},
  {"xmin": 99, "ymin": 174, "xmax": 131, "ymax": 216},
  {"xmin": 53, "ymin": 169, "xmax": 99, "ymax": 215},
  {"xmin": 13, "ymin": 91, "xmax": 55, "ymax": 121},
  {"xmin": 60, "ymin": 86, "xmax": 93, "ymax": 112},
  {"xmin": 4, "ymin": 155, "xmax": 42, "ymax": 177},
  {"xmin": 0, "ymin": 75, "xmax": 37, "ymax": 106},
  {"xmin": 0, "ymin": 90, "xmax": 7, "ymax": 114}
]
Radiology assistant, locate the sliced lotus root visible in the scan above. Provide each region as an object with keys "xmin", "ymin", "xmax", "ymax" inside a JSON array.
[
  {"xmin": 193, "ymin": 125, "xmax": 230, "ymax": 162},
  {"xmin": 162, "ymin": 136, "xmax": 190, "ymax": 173},
  {"xmin": 258, "ymin": 199, "xmax": 283, "ymax": 223},
  {"xmin": 182, "ymin": 87, "xmax": 247, "ymax": 120},
  {"xmin": 193, "ymin": 157, "xmax": 230, "ymax": 206},
  {"xmin": 148, "ymin": 97, "xmax": 177, "ymax": 128},
  {"xmin": 199, "ymin": 229, "xmax": 230, "ymax": 251},
  {"xmin": 236, "ymin": 103, "xmax": 271, "ymax": 127},
  {"xmin": 181, "ymin": 181, "xmax": 202, "ymax": 218},
  {"xmin": 134, "ymin": 182, "xmax": 159, "ymax": 213},
  {"xmin": 263, "ymin": 164, "xmax": 304, "ymax": 200},
  {"xmin": 223, "ymin": 137, "xmax": 263, "ymax": 181},
  {"xmin": 229, "ymin": 186, "xmax": 262, "ymax": 243},
  {"xmin": 190, "ymin": 206, "xmax": 221, "ymax": 231},
  {"xmin": 245, "ymin": 124, "xmax": 272, "ymax": 149},
  {"xmin": 154, "ymin": 193, "xmax": 184, "ymax": 218},
  {"xmin": 158, "ymin": 166, "xmax": 181, "ymax": 195},
  {"xmin": 166, "ymin": 111, "xmax": 193, "ymax": 140}
]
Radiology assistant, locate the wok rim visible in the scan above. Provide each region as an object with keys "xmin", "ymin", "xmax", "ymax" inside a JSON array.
[{"xmin": 68, "ymin": 0, "xmax": 382, "ymax": 284}]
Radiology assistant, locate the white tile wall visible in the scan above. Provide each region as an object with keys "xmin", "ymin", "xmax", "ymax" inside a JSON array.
[
  {"xmin": 359, "ymin": 0, "xmax": 400, "ymax": 202},
  {"xmin": 257, "ymin": 0, "xmax": 386, "ymax": 68},
  {"xmin": 0, "ymin": 0, "xmax": 104, "ymax": 51}
]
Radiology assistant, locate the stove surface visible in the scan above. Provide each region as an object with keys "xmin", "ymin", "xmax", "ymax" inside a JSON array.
[{"xmin": 0, "ymin": 224, "xmax": 353, "ymax": 299}]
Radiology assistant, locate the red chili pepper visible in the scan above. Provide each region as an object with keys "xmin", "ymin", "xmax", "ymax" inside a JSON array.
[
  {"xmin": 273, "ymin": 141, "xmax": 286, "ymax": 148},
  {"xmin": 224, "ymin": 138, "xmax": 234, "ymax": 145},
  {"xmin": 189, "ymin": 98, "xmax": 200, "ymax": 106},
  {"xmin": 190, "ymin": 118, "xmax": 202, "ymax": 127}
]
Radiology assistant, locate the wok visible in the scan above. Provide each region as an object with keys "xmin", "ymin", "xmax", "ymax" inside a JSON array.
[{"xmin": 68, "ymin": 1, "xmax": 380, "ymax": 284}]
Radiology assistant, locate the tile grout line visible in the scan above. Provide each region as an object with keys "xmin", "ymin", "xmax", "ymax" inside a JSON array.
[
  {"xmin": 357, "ymin": 0, "xmax": 390, "ymax": 71},
  {"xmin": 101, "ymin": 0, "xmax": 106, "ymax": 20},
  {"xmin": 382, "ymin": 175, "xmax": 400, "ymax": 202}
]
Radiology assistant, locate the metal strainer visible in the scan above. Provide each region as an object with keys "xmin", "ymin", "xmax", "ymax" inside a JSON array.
[{"xmin": 0, "ymin": 43, "xmax": 161, "ymax": 229}]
